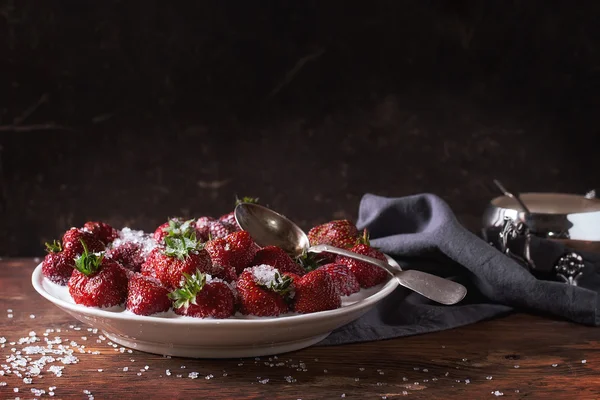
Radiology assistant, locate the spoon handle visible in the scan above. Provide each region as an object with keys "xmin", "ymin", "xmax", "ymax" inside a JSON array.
[{"xmin": 309, "ymin": 244, "xmax": 467, "ymax": 305}]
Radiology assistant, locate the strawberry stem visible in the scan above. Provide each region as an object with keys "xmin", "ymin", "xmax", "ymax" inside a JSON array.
[
  {"xmin": 45, "ymin": 240, "xmax": 62, "ymax": 253},
  {"xmin": 168, "ymin": 271, "xmax": 206, "ymax": 309},
  {"xmin": 73, "ymin": 239, "xmax": 104, "ymax": 276}
]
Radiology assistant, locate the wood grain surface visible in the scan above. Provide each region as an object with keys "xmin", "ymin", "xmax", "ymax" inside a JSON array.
[{"xmin": 1, "ymin": 259, "xmax": 599, "ymax": 399}]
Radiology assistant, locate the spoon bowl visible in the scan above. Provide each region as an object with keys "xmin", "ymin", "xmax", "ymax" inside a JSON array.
[{"xmin": 235, "ymin": 203, "xmax": 468, "ymax": 305}]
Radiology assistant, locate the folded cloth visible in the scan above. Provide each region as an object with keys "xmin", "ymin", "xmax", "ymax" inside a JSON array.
[{"xmin": 319, "ymin": 193, "xmax": 600, "ymax": 346}]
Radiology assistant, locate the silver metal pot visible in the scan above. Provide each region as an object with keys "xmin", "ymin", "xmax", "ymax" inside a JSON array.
[{"xmin": 482, "ymin": 192, "xmax": 600, "ymax": 253}]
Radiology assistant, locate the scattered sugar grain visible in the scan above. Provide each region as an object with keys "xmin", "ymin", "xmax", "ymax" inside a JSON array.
[
  {"xmin": 402, "ymin": 391, "xmax": 408, "ymax": 395},
  {"xmin": 465, "ymin": 379, "xmax": 470, "ymax": 384},
  {"xmin": 514, "ymin": 365, "xmax": 520, "ymax": 369},
  {"xmin": 552, "ymin": 364, "xmax": 558, "ymax": 367},
  {"xmin": 486, "ymin": 376, "xmax": 493, "ymax": 380},
  {"xmin": 258, "ymin": 378, "xmax": 269, "ymax": 384},
  {"xmin": 358, "ymin": 367, "xmax": 365, "ymax": 371},
  {"xmin": 8, "ymin": 314, "xmax": 13, "ymax": 318},
  {"xmin": 97, "ymin": 369, "xmax": 103, "ymax": 372},
  {"xmin": 122, "ymin": 367, "xmax": 128, "ymax": 372},
  {"xmin": 341, "ymin": 395, "xmax": 346, "ymax": 398},
  {"xmin": 582, "ymin": 360, "xmax": 587, "ymax": 364},
  {"xmin": 29, "ymin": 315, "xmax": 35, "ymax": 319},
  {"xmin": 188, "ymin": 372, "xmax": 199, "ymax": 379},
  {"xmin": 165, "ymin": 369, "xmax": 171, "ymax": 376},
  {"xmin": 492, "ymin": 390, "xmax": 504, "ymax": 396}
]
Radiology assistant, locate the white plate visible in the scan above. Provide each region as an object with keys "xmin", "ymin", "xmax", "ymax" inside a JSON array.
[{"xmin": 32, "ymin": 258, "xmax": 399, "ymax": 358}]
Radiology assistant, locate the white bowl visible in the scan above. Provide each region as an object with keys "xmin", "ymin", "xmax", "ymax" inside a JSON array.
[{"xmin": 32, "ymin": 259, "xmax": 399, "ymax": 358}]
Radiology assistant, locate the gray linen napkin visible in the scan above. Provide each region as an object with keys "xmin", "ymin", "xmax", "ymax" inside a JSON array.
[{"xmin": 319, "ymin": 193, "xmax": 600, "ymax": 345}]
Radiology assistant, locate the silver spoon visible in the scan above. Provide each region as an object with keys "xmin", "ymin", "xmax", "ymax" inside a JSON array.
[{"xmin": 235, "ymin": 203, "xmax": 467, "ymax": 305}]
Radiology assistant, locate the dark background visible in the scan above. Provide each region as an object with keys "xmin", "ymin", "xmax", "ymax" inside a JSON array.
[{"xmin": 0, "ymin": 0, "xmax": 598, "ymax": 257}]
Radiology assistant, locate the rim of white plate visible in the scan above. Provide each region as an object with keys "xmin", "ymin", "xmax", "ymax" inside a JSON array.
[{"xmin": 32, "ymin": 256, "xmax": 400, "ymax": 326}]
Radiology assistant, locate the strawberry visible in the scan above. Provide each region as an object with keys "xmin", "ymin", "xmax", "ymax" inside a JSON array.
[
  {"xmin": 293, "ymin": 269, "xmax": 341, "ymax": 314},
  {"xmin": 141, "ymin": 234, "xmax": 233, "ymax": 288},
  {"xmin": 218, "ymin": 196, "xmax": 259, "ymax": 231},
  {"xmin": 251, "ymin": 246, "xmax": 305, "ymax": 276},
  {"xmin": 318, "ymin": 263, "xmax": 360, "ymax": 296},
  {"xmin": 106, "ymin": 242, "xmax": 145, "ymax": 272},
  {"xmin": 170, "ymin": 271, "xmax": 235, "ymax": 318},
  {"xmin": 41, "ymin": 240, "xmax": 75, "ymax": 285},
  {"xmin": 195, "ymin": 216, "xmax": 235, "ymax": 241},
  {"xmin": 204, "ymin": 230, "xmax": 258, "ymax": 275},
  {"xmin": 62, "ymin": 228, "xmax": 105, "ymax": 256},
  {"xmin": 68, "ymin": 242, "xmax": 128, "ymax": 307},
  {"xmin": 83, "ymin": 221, "xmax": 119, "ymax": 244},
  {"xmin": 126, "ymin": 273, "xmax": 171, "ymax": 316},
  {"xmin": 335, "ymin": 232, "xmax": 388, "ymax": 288},
  {"xmin": 307, "ymin": 220, "xmax": 360, "ymax": 262},
  {"xmin": 236, "ymin": 265, "xmax": 293, "ymax": 316},
  {"xmin": 195, "ymin": 216, "xmax": 216, "ymax": 241}
]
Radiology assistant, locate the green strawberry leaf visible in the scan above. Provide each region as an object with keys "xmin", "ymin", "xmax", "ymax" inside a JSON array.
[
  {"xmin": 168, "ymin": 271, "xmax": 206, "ymax": 309},
  {"xmin": 45, "ymin": 239, "xmax": 62, "ymax": 253},
  {"xmin": 164, "ymin": 234, "xmax": 201, "ymax": 260},
  {"xmin": 234, "ymin": 196, "xmax": 259, "ymax": 206},
  {"xmin": 162, "ymin": 218, "xmax": 197, "ymax": 240},
  {"xmin": 73, "ymin": 240, "xmax": 104, "ymax": 276},
  {"xmin": 295, "ymin": 250, "xmax": 325, "ymax": 272}
]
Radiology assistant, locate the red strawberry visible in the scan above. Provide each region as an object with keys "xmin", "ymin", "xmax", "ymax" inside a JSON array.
[
  {"xmin": 293, "ymin": 269, "xmax": 341, "ymax": 314},
  {"xmin": 68, "ymin": 243, "xmax": 128, "ymax": 307},
  {"xmin": 209, "ymin": 220, "xmax": 235, "ymax": 239},
  {"xmin": 335, "ymin": 240, "xmax": 388, "ymax": 288},
  {"xmin": 62, "ymin": 228, "xmax": 105, "ymax": 256},
  {"xmin": 170, "ymin": 271, "xmax": 235, "ymax": 319},
  {"xmin": 83, "ymin": 221, "xmax": 119, "ymax": 244},
  {"xmin": 142, "ymin": 235, "xmax": 233, "ymax": 288},
  {"xmin": 126, "ymin": 273, "xmax": 171, "ymax": 315},
  {"xmin": 307, "ymin": 220, "xmax": 360, "ymax": 262},
  {"xmin": 236, "ymin": 266, "xmax": 292, "ymax": 316},
  {"xmin": 205, "ymin": 231, "xmax": 258, "ymax": 275},
  {"xmin": 106, "ymin": 242, "xmax": 145, "ymax": 272},
  {"xmin": 195, "ymin": 217, "xmax": 235, "ymax": 240},
  {"xmin": 195, "ymin": 216, "xmax": 216, "ymax": 241},
  {"xmin": 41, "ymin": 240, "xmax": 75, "ymax": 285},
  {"xmin": 251, "ymin": 246, "xmax": 305, "ymax": 276},
  {"xmin": 318, "ymin": 263, "xmax": 360, "ymax": 296},
  {"xmin": 218, "ymin": 196, "xmax": 259, "ymax": 232}
]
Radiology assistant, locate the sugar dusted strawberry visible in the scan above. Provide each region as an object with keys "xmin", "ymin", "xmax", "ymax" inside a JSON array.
[
  {"xmin": 318, "ymin": 263, "xmax": 360, "ymax": 296},
  {"xmin": 335, "ymin": 233, "xmax": 388, "ymax": 288},
  {"xmin": 170, "ymin": 271, "xmax": 235, "ymax": 319},
  {"xmin": 68, "ymin": 242, "xmax": 128, "ymax": 307},
  {"xmin": 195, "ymin": 216, "xmax": 216, "ymax": 241},
  {"xmin": 126, "ymin": 273, "xmax": 171, "ymax": 316},
  {"xmin": 142, "ymin": 233, "xmax": 234, "ymax": 288},
  {"xmin": 83, "ymin": 221, "xmax": 119, "ymax": 244},
  {"xmin": 236, "ymin": 265, "xmax": 293, "ymax": 317},
  {"xmin": 41, "ymin": 240, "xmax": 75, "ymax": 285},
  {"xmin": 62, "ymin": 228, "xmax": 105, "ymax": 256},
  {"xmin": 107, "ymin": 242, "xmax": 144, "ymax": 272},
  {"xmin": 251, "ymin": 246, "xmax": 305, "ymax": 276},
  {"xmin": 205, "ymin": 230, "xmax": 258, "ymax": 275},
  {"xmin": 293, "ymin": 269, "xmax": 341, "ymax": 314}
]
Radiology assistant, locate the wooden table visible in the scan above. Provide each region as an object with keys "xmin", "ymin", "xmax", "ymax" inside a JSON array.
[{"xmin": 2, "ymin": 259, "xmax": 599, "ymax": 399}]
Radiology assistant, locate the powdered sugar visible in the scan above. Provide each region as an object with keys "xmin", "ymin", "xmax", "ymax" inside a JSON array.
[
  {"xmin": 112, "ymin": 228, "xmax": 157, "ymax": 258},
  {"xmin": 250, "ymin": 264, "xmax": 279, "ymax": 286}
]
